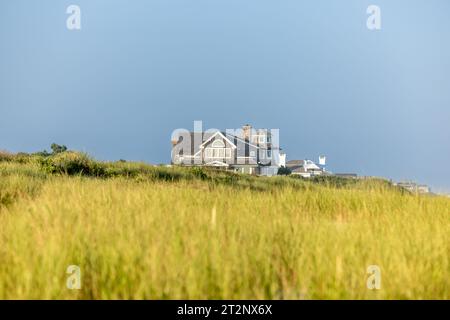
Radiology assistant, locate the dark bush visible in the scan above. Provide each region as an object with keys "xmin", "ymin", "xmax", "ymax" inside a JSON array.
[{"xmin": 277, "ymin": 166, "xmax": 292, "ymax": 175}]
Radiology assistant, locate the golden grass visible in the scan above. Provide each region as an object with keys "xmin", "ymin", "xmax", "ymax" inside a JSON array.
[{"xmin": 0, "ymin": 163, "xmax": 448, "ymax": 299}]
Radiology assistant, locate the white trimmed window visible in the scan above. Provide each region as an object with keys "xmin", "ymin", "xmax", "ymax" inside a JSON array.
[{"xmin": 205, "ymin": 140, "xmax": 231, "ymax": 159}]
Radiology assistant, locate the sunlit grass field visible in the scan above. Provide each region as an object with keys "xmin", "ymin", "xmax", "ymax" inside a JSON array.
[{"xmin": 0, "ymin": 155, "xmax": 448, "ymax": 299}]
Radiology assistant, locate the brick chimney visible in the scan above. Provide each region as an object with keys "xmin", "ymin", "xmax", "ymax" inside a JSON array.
[{"xmin": 242, "ymin": 124, "xmax": 252, "ymax": 141}]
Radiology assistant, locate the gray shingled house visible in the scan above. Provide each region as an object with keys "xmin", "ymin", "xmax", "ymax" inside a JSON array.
[{"xmin": 171, "ymin": 125, "xmax": 285, "ymax": 176}]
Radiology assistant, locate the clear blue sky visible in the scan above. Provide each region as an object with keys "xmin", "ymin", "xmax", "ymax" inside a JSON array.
[{"xmin": 1, "ymin": 1, "xmax": 449, "ymax": 192}]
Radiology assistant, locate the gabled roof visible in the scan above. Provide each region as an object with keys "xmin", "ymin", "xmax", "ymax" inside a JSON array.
[
  {"xmin": 287, "ymin": 160, "xmax": 305, "ymax": 166},
  {"xmin": 173, "ymin": 129, "xmax": 278, "ymax": 157},
  {"xmin": 199, "ymin": 131, "xmax": 237, "ymax": 149}
]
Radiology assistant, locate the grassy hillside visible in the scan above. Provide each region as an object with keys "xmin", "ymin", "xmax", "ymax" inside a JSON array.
[{"xmin": 0, "ymin": 151, "xmax": 448, "ymax": 299}]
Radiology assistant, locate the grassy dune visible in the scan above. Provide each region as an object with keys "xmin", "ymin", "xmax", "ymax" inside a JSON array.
[{"xmin": 0, "ymin": 154, "xmax": 448, "ymax": 299}]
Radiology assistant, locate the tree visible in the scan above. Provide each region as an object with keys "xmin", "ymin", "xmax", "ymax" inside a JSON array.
[
  {"xmin": 51, "ymin": 143, "xmax": 68, "ymax": 155},
  {"xmin": 34, "ymin": 150, "xmax": 51, "ymax": 157},
  {"xmin": 277, "ymin": 166, "xmax": 291, "ymax": 176}
]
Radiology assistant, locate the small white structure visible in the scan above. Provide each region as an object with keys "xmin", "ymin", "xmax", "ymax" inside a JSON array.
[
  {"xmin": 319, "ymin": 156, "xmax": 326, "ymax": 166},
  {"xmin": 279, "ymin": 152, "xmax": 286, "ymax": 167}
]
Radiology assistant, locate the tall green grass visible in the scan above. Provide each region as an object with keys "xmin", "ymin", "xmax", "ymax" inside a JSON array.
[{"xmin": 0, "ymin": 158, "xmax": 448, "ymax": 299}]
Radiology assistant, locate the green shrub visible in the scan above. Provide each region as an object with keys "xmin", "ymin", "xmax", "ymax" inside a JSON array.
[
  {"xmin": 39, "ymin": 151, "xmax": 106, "ymax": 176},
  {"xmin": 190, "ymin": 167, "xmax": 208, "ymax": 180},
  {"xmin": 50, "ymin": 143, "xmax": 67, "ymax": 154},
  {"xmin": 308, "ymin": 175, "xmax": 356, "ymax": 187},
  {"xmin": 149, "ymin": 167, "xmax": 183, "ymax": 181}
]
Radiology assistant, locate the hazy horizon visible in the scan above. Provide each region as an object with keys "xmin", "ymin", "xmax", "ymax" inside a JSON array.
[{"xmin": 1, "ymin": 1, "xmax": 449, "ymax": 192}]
